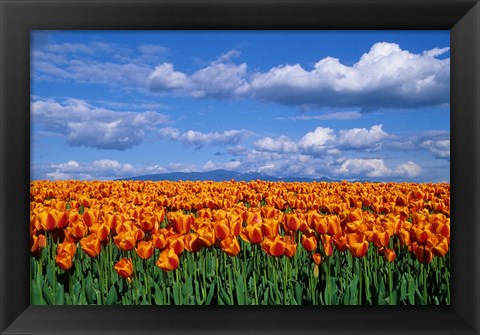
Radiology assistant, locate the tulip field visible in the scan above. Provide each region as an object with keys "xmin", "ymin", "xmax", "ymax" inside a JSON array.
[{"xmin": 30, "ymin": 179, "xmax": 450, "ymax": 305}]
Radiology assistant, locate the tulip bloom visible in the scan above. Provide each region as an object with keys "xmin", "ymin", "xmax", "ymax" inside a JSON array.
[
  {"xmin": 135, "ymin": 240, "xmax": 154, "ymax": 260},
  {"xmin": 262, "ymin": 236, "xmax": 286, "ymax": 257},
  {"xmin": 214, "ymin": 220, "xmax": 230, "ymax": 240},
  {"xmin": 79, "ymin": 234, "xmax": 102, "ymax": 258},
  {"xmin": 152, "ymin": 231, "xmax": 168, "ymax": 250},
  {"xmin": 56, "ymin": 240, "xmax": 77, "ymax": 256},
  {"xmin": 301, "ymin": 231, "xmax": 318, "ymax": 253},
  {"xmin": 240, "ymin": 224, "xmax": 263, "ymax": 244},
  {"xmin": 384, "ymin": 248, "xmax": 396, "ymax": 262},
  {"xmin": 156, "ymin": 248, "xmax": 180, "ymax": 272},
  {"xmin": 284, "ymin": 238, "xmax": 297, "ymax": 258},
  {"xmin": 284, "ymin": 213, "xmax": 302, "ymax": 231},
  {"xmin": 30, "ymin": 234, "xmax": 47, "ymax": 255},
  {"xmin": 312, "ymin": 253, "xmax": 322, "ymax": 265},
  {"xmin": 114, "ymin": 258, "xmax": 134, "ymax": 282},
  {"xmin": 169, "ymin": 212, "xmax": 193, "ymax": 235},
  {"xmin": 346, "ymin": 232, "xmax": 369, "ymax": 258},
  {"xmin": 113, "ymin": 230, "xmax": 136, "ymax": 251},
  {"xmin": 56, "ymin": 251, "xmax": 73, "ymax": 271},
  {"xmin": 413, "ymin": 243, "xmax": 434, "ymax": 264},
  {"xmin": 220, "ymin": 235, "xmax": 241, "ymax": 257}
]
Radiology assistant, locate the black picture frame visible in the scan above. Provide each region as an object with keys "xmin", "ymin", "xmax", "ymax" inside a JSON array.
[{"xmin": 1, "ymin": 0, "xmax": 479, "ymax": 334}]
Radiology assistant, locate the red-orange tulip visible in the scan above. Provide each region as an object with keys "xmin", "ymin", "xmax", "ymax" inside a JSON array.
[
  {"xmin": 301, "ymin": 231, "xmax": 318, "ymax": 253},
  {"xmin": 169, "ymin": 212, "xmax": 193, "ymax": 234},
  {"xmin": 135, "ymin": 240, "xmax": 154, "ymax": 260},
  {"xmin": 56, "ymin": 240, "xmax": 77, "ymax": 256},
  {"xmin": 346, "ymin": 232, "xmax": 369, "ymax": 258},
  {"xmin": 220, "ymin": 235, "xmax": 241, "ymax": 256},
  {"xmin": 312, "ymin": 252, "xmax": 322, "ymax": 265},
  {"xmin": 413, "ymin": 243, "xmax": 433, "ymax": 264},
  {"xmin": 384, "ymin": 248, "xmax": 396, "ymax": 262},
  {"xmin": 56, "ymin": 251, "xmax": 73, "ymax": 271},
  {"xmin": 262, "ymin": 236, "xmax": 286, "ymax": 257},
  {"xmin": 240, "ymin": 224, "xmax": 263, "ymax": 244},
  {"xmin": 114, "ymin": 258, "xmax": 134, "ymax": 282},
  {"xmin": 214, "ymin": 220, "xmax": 230, "ymax": 240},
  {"xmin": 30, "ymin": 234, "xmax": 47, "ymax": 255},
  {"xmin": 156, "ymin": 248, "xmax": 180, "ymax": 272},
  {"xmin": 79, "ymin": 234, "xmax": 102, "ymax": 258}
]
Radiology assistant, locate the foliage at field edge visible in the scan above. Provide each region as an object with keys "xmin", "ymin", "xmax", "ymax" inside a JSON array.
[{"xmin": 30, "ymin": 180, "xmax": 450, "ymax": 305}]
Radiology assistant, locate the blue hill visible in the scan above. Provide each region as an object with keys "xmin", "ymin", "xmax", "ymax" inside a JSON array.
[{"xmin": 115, "ymin": 169, "xmax": 338, "ymax": 183}]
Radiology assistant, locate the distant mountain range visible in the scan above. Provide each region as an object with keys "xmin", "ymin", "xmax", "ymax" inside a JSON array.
[{"xmin": 115, "ymin": 169, "xmax": 340, "ymax": 183}]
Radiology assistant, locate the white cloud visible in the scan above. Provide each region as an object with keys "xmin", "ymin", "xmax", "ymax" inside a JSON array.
[
  {"xmin": 253, "ymin": 124, "xmax": 391, "ymax": 157},
  {"xmin": 333, "ymin": 158, "xmax": 421, "ymax": 179},
  {"xmin": 420, "ymin": 139, "xmax": 450, "ymax": 159},
  {"xmin": 159, "ymin": 127, "xmax": 249, "ymax": 147},
  {"xmin": 250, "ymin": 42, "xmax": 449, "ymax": 109},
  {"xmin": 338, "ymin": 124, "xmax": 389, "ymax": 150},
  {"xmin": 394, "ymin": 161, "xmax": 423, "ymax": 178},
  {"xmin": 254, "ymin": 136, "xmax": 298, "ymax": 153},
  {"xmin": 148, "ymin": 54, "xmax": 250, "ymax": 99},
  {"xmin": 298, "ymin": 127, "xmax": 337, "ymax": 154},
  {"xmin": 147, "ymin": 63, "xmax": 188, "ymax": 90},
  {"xmin": 31, "ymin": 98, "xmax": 168, "ymax": 150}
]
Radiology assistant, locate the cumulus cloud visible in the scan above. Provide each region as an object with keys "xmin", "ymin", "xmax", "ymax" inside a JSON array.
[
  {"xmin": 158, "ymin": 127, "xmax": 249, "ymax": 147},
  {"xmin": 388, "ymin": 130, "xmax": 450, "ymax": 160},
  {"xmin": 254, "ymin": 136, "xmax": 298, "ymax": 153},
  {"xmin": 148, "ymin": 50, "xmax": 250, "ymax": 99},
  {"xmin": 38, "ymin": 159, "xmax": 139, "ymax": 180},
  {"xmin": 337, "ymin": 124, "xmax": 389, "ymax": 150},
  {"xmin": 298, "ymin": 127, "xmax": 337, "ymax": 154},
  {"xmin": 333, "ymin": 159, "xmax": 421, "ymax": 179},
  {"xmin": 31, "ymin": 99, "xmax": 168, "ymax": 150},
  {"xmin": 254, "ymin": 124, "xmax": 390, "ymax": 156},
  {"xmin": 420, "ymin": 139, "xmax": 450, "ymax": 160},
  {"xmin": 249, "ymin": 42, "xmax": 449, "ymax": 109}
]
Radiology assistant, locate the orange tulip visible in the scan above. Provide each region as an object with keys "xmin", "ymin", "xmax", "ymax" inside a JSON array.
[
  {"xmin": 284, "ymin": 237, "xmax": 297, "ymax": 258},
  {"xmin": 413, "ymin": 243, "xmax": 433, "ymax": 264},
  {"xmin": 152, "ymin": 231, "xmax": 168, "ymax": 250},
  {"xmin": 67, "ymin": 221, "xmax": 88, "ymax": 242},
  {"xmin": 169, "ymin": 212, "xmax": 193, "ymax": 234},
  {"xmin": 373, "ymin": 230, "xmax": 390, "ymax": 248},
  {"xmin": 284, "ymin": 213, "xmax": 301, "ymax": 231},
  {"xmin": 184, "ymin": 233, "xmax": 206, "ymax": 253},
  {"xmin": 312, "ymin": 252, "xmax": 322, "ymax": 265},
  {"xmin": 262, "ymin": 218, "xmax": 280, "ymax": 238},
  {"xmin": 156, "ymin": 248, "xmax": 180, "ymax": 272},
  {"xmin": 79, "ymin": 234, "xmax": 102, "ymax": 258},
  {"xmin": 220, "ymin": 235, "xmax": 241, "ymax": 256},
  {"xmin": 135, "ymin": 240, "xmax": 154, "ymax": 260},
  {"xmin": 197, "ymin": 226, "xmax": 215, "ymax": 247},
  {"xmin": 56, "ymin": 240, "xmax": 77, "ymax": 256},
  {"xmin": 262, "ymin": 236, "xmax": 286, "ymax": 257},
  {"xmin": 56, "ymin": 251, "xmax": 73, "ymax": 271},
  {"xmin": 169, "ymin": 236, "xmax": 185, "ymax": 255},
  {"xmin": 346, "ymin": 232, "xmax": 369, "ymax": 258},
  {"xmin": 114, "ymin": 258, "xmax": 134, "ymax": 282},
  {"xmin": 301, "ymin": 231, "xmax": 318, "ymax": 253},
  {"xmin": 214, "ymin": 220, "xmax": 230, "ymax": 240},
  {"xmin": 428, "ymin": 234, "xmax": 449, "ymax": 257},
  {"xmin": 384, "ymin": 248, "xmax": 396, "ymax": 262},
  {"xmin": 113, "ymin": 230, "xmax": 136, "ymax": 251},
  {"xmin": 240, "ymin": 224, "xmax": 263, "ymax": 244},
  {"xmin": 30, "ymin": 234, "xmax": 47, "ymax": 255}
]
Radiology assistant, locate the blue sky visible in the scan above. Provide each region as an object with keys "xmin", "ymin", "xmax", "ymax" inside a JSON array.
[{"xmin": 30, "ymin": 30, "xmax": 450, "ymax": 182}]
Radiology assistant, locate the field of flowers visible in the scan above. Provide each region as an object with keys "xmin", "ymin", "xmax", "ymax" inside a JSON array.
[{"xmin": 30, "ymin": 179, "xmax": 450, "ymax": 305}]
